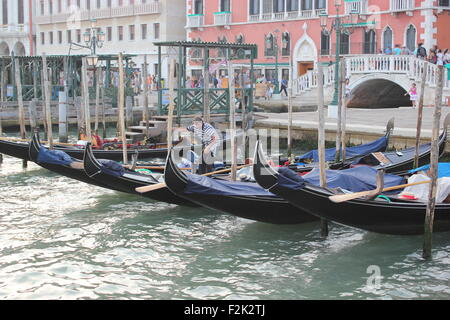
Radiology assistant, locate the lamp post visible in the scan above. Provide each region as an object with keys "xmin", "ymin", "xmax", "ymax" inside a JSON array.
[
  {"xmin": 71, "ymin": 19, "xmax": 105, "ymax": 67},
  {"xmin": 266, "ymin": 29, "xmax": 280, "ymax": 94},
  {"xmin": 319, "ymin": 1, "xmax": 359, "ymax": 108}
]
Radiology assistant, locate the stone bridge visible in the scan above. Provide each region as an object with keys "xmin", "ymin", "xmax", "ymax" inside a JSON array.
[{"xmin": 292, "ymin": 55, "xmax": 450, "ymax": 108}]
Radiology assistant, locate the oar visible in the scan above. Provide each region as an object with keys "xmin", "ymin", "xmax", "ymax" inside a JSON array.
[
  {"xmin": 135, "ymin": 163, "xmax": 252, "ymax": 194},
  {"xmin": 329, "ymin": 179, "xmax": 431, "ymax": 203}
]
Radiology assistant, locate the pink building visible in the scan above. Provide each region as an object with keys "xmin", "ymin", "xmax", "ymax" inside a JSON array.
[{"xmin": 185, "ymin": 0, "xmax": 450, "ymax": 84}]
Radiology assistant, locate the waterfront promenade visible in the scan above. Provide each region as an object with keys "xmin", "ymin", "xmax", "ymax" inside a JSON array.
[{"xmin": 254, "ymin": 107, "xmax": 450, "ymax": 151}]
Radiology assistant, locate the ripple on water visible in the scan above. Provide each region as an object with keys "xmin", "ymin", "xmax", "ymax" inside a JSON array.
[{"xmin": 1, "ymin": 154, "xmax": 450, "ymax": 299}]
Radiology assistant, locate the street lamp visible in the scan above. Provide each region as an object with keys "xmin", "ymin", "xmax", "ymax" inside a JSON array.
[
  {"xmin": 319, "ymin": 4, "xmax": 360, "ymax": 108},
  {"xmin": 71, "ymin": 19, "xmax": 105, "ymax": 66},
  {"xmin": 265, "ymin": 29, "xmax": 281, "ymax": 94}
]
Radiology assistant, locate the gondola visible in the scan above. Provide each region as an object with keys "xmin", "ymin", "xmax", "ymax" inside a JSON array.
[
  {"xmin": 253, "ymin": 141, "xmax": 450, "ymax": 235},
  {"xmin": 1, "ymin": 137, "xmax": 171, "ymax": 161},
  {"xmin": 163, "ymin": 147, "xmax": 318, "ymax": 224},
  {"xmin": 287, "ymin": 117, "xmax": 395, "ymax": 172},
  {"xmin": 29, "ymin": 133, "xmax": 120, "ymax": 190},
  {"xmin": 83, "ymin": 142, "xmax": 196, "ymax": 206}
]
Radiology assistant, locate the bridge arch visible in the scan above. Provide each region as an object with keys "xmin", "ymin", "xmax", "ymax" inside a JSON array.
[{"xmin": 347, "ymin": 74, "xmax": 412, "ymax": 108}]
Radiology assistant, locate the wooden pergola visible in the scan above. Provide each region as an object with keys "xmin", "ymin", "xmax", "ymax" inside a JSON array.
[{"xmin": 154, "ymin": 40, "xmax": 258, "ymax": 124}]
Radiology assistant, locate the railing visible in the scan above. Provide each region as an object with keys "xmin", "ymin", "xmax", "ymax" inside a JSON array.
[
  {"xmin": 35, "ymin": 3, "xmax": 161, "ymax": 24},
  {"xmin": 0, "ymin": 24, "xmax": 29, "ymax": 34},
  {"xmin": 251, "ymin": 9, "xmax": 323, "ymax": 21},
  {"xmin": 390, "ymin": 0, "xmax": 414, "ymax": 12},
  {"xmin": 187, "ymin": 14, "xmax": 204, "ymax": 28},
  {"xmin": 292, "ymin": 55, "xmax": 450, "ymax": 95},
  {"xmin": 214, "ymin": 12, "xmax": 232, "ymax": 26},
  {"xmin": 345, "ymin": 0, "xmax": 368, "ymax": 15}
]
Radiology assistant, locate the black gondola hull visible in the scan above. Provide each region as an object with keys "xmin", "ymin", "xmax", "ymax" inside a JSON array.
[
  {"xmin": 164, "ymin": 148, "xmax": 318, "ymax": 224},
  {"xmin": 83, "ymin": 143, "xmax": 195, "ymax": 206}
]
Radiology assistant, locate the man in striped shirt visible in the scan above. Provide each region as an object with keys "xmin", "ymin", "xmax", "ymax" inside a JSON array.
[{"xmin": 178, "ymin": 117, "xmax": 220, "ymax": 173}]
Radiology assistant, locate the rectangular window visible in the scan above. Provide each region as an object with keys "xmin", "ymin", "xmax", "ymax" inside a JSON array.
[
  {"xmin": 67, "ymin": 30, "xmax": 72, "ymax": 43},
  {"xmin": 194, "ymin": 0, "xmax": 203, "ymax": 14},
  {"xmin": 18, "ymin": 0, "xmax": 24, "ymax": 24},
  {"xmin": 49, "ymin": 0, "xmax": 53, "ymax": 14},
  {"xmin": 141, "ymin": 24, "xmax": 147, "ymax": 40},
  {"xmin": 129, "ymin": 25, "xmax": 135, "ymax": 40},
  {"xmin": 118, "ymin": 0, "xmax": 123, "ymax": 6},
  {"xmin": 154, "ymin": 23, "xmax": 160, "ymax": 39},
  {"xmin": 107, "ymin": 26, "xmax": 112, "ymax": 41},
  {"xmin": 77, "ymin": 0, "xmax": 80, "ymax": 8},
  {"xmin": 249, "ymin": 0, "xmax": 260, "ymax": 15},
  {"xmin": 97, "ymin": 0, "xmax": 101, "ymax": 8},
  {"xmin": 41, "ymin": 32, "xmax": 45, "ymax": 45},
  {"xmin": 220, "ymin": 0, "xmax": 230, "ymax": 12},
  {"xmin": 76, "ymin": 29, "xmax": 81, "ymax": 43},
  {"xmin": 58, "ymin": 0, "xmax": 62, "ymax": 12},
  {"xmin": 40, "ymin": 0, "xmax": 45, "ymax": 15},
  {"xmin": 49, "ymin": 31, "xmax": 54, "ymax": 45},
  {"xmin": 67, "ymin": 0, "xmax": 71, "ymax": 8},
  {"xmin": 286, "ymin": 0, "xmax": 299, "ymax": 11},
  {"xmin": 86, "ymin": 0, "xmax": 90, "ymax": 10},
  {"xmin": 107, "ymin": 0, "xmax": 111, "ymax": 7},
  {"xmin": 301, "ymin": 0, "xmax": 312, "ymax": 10},
  {"xmin": 58, "ymin": 30, "xmax": 62, "ymax": 44},
  {"xmin": 315, "ymin": 0, "xmax": 326, "ymax": 9},
  {"xmin": 118, "ymin": 26, "xmax": 123, "ymax": 41},
  {"xmin": 2, "ymin": 0, "xmax": 7, "ymax": 24},
  {"xmin": 273, "ymin": 0, "xmax": 284, "ymax": 12}
]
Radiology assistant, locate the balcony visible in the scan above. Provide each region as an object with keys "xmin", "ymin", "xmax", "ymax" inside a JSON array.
[
  {"xmin": 0, "ymin": 24, "xmax": 30, "ymax": 37},
  {"xmin": 35, "ymin": 3, "xmax": 161, "ymax": 25},
  {"xmin": 390, "ymin": 0, "xmax": 414, "ymax": 12},
  {"xmin": 187, "ymin": 14, "xmax": 204, "ymax": 29},
  {"xmin": 345, "ymin": 0, "xmax": 368, "ymax": 15},
  {"xmin": 249, "ymin": 8, "xmax": 327, "ymax": 22},
  {"xmin": 214, "ymin": 12, "xmax": 232, "ymax": 27}
]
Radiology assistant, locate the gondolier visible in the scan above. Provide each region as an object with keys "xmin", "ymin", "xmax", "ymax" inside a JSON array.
[{"xmin": 176, "ymin": 117, "xmax": 220, "ymax": 174}]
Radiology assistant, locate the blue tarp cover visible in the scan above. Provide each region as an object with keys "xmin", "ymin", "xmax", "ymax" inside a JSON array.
[
  {"xmin": 98, "ymin": 159, "xmax": 125, "ymax": 177},
  {"xmin": 408, "ymin": 163, "xmax": 450, "ymax": 179},
  {"xmin": 295, "ymin": 135, "xmax": 388, "ymax": 163},
  {"xmin": 184, "ymin": 174, "xmax": 277, "ymax": 197},
  {"xmin": 278, "ymin": 166, "xmax": 405, "ymax": 192},
  {"xmin": 37, "ymin": 146, "xmax": 73, "ymax": 166}
]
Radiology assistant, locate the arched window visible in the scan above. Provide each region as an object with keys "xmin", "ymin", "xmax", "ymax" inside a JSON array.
[
  {"xmin": 281, "ymin": 32, "xmax": 290, "ymax": 56},
  {"xmin": 363, "ymin": 29, "xmax": 376, "ymax": 54},
  {"xmin": 383, "ymin": 26, "xmax": 393, "ymax": 52},
  {"xmin": 405, "ymin": 25, "xmax": 416, "ymax": 52},
  {"xmin": 265, "ymin": 33, "xmax": 274, "ymax": 56},
  {"xmin": 321, "ymin": 30, "xmax": 330, "ymax": 55}
]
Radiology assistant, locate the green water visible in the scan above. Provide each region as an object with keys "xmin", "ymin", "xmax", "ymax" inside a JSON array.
[{"xmin": 0, "ymin": 128, "xmax": 450, "ymax": 300}]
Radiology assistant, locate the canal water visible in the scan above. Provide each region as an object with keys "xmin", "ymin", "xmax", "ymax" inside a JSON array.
[{"xmin": 0, "ymin": 128, "xmax": 450, "ymax": 300}]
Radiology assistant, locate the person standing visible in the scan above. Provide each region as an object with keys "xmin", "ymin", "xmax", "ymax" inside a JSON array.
[
  {"xmin": 416, "ymin": 43, "xmax": 427, "ymax": 60},
  {"xmin": 176, "ymin": 117, "xmax": 220, "ymax": 174},
  {"xmin": 280, "ymin": 78, "xmax": 288, "ymax": 97},
  {"xmin": 405, "ymin": 83, "xmax": 418, "ymax": 108}
]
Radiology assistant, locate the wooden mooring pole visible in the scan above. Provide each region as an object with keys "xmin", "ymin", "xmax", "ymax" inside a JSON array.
[
  {"xmin": 167, "ymin": 59, "xmax": 176, "ymax": 150},
  {"xmin": 340, "ymin": 58, "xmax": 347, "ymax": 161},
  {"xmin": 118, "ymin": 53, "xmax": 128, "ymax": 165},
  {"xmin": 81, "ymin": 57, "xmax": 92, "ymax": 140},
  {"xmin": 334, "ymin": 60, "xmax": 343, "ymax": 163},
  {"xmin": 228, "ymin": 59, "xmax": 237, "ymax": 181},
  {"xmin": 42, "ymin": 53, "xmax": 53, "ymax": 149},
  {"xmin": 287, "ymin": 54, "xmax": 293, "ymax": 161},
  {"xmin": 422, "ymin": 65, "xmax": 444, "ymax": 260},
  {"xmin": 414, "ymin": 62, "xmax": 428, "ymax": 169},
  {"xmin": 317, "ymin": 63, "xmax": 328, "ymax": 237},
  {"xmin": 142, "ymin": 55, "xmax": 150, "ymax": 137},
  {"xmin": 14, "ymin": 57, "xmax": 27, "ymax": 167}
]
